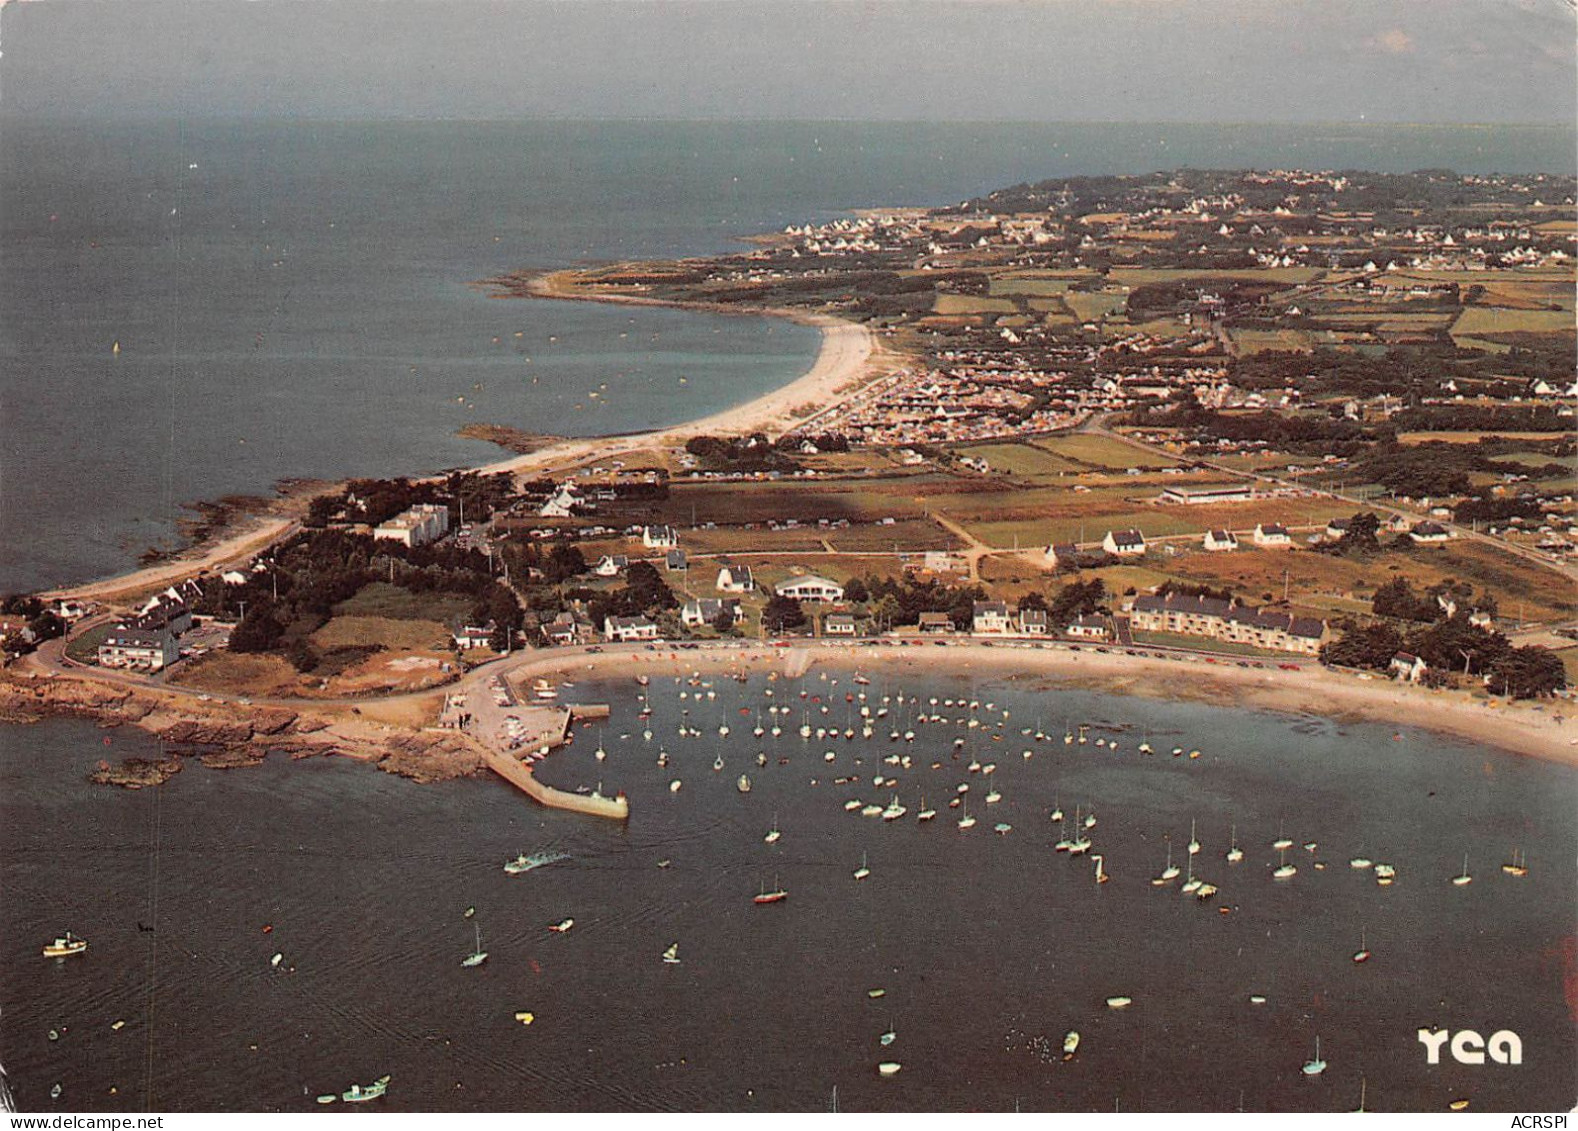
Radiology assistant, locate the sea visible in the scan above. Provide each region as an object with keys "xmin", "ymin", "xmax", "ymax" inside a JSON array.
[
  {"xmin": 2, "ymin": 118, "xmax": 1575, "ymax": 593},
  {"xmin": 2, "ymin": 119, "xmax": 1576, "ymax": 1112},
  {"xmin": 2, "ymin": 672, "xmax": 1575, "ymax": 1112}
]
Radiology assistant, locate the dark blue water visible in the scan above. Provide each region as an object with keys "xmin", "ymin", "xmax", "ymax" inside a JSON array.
[
  {"xmin": 3, "ymin": 668, "xmax": 1574, "ymax": 1111},
  {"xmin": 3, "ymin": 119, "xmax": 1574, "ymax": 592}
]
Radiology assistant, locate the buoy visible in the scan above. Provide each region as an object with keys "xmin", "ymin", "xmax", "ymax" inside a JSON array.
[{"xmin": 514, "ymin": 1012, "xmax": 535, "ymax": 1026}]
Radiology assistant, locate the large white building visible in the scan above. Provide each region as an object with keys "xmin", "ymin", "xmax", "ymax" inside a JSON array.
[
  {"xmin": 775, "ymin": 575, "xmax": 845, "ymax": 603},
  {"xmin": 374, "ymin": 503, "xmax": 450, "ymax": 547}
]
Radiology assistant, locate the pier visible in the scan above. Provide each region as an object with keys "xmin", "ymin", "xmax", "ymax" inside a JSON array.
[{"xmin": 476, "ymin": 741, "xmax": 629, "ymax": 820}]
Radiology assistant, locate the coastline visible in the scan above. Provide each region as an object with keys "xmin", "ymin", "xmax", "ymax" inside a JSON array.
[{"xmin": 38, "ymin": 268, "xmax": 887, "ymax": 603}]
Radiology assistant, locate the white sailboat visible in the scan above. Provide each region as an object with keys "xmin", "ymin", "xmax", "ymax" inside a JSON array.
[
  {"xmin": 957, "ymin": 803, "xmax": 976, "ymax": 830},
  {"xmin": 1187, "ymin": 819, "xmax": 1200, "ymax": 856},
  {"xmin": 1502, "ymin": 848, "xmax": 1529, "ymax": 877},
  {"xmin": 1301, "ymin": 1036, "xmax": 1327, "ymax": 1076},
  {"xmin": 1451, "ymin": 854, "xmax": 1472, "ymax": 886},
  {"xmin": 662, "ymin": 942, "xmax": 681, "ymax": 965},
  {"xmin": 1152, "ymin": 841, "xmax": 1179, "ymax": 886},
  {"xmin": 1226, "ymin": 824, "xmax": 1244, "ymax": 864},
  {"xmin": 765, "ymin": 814, "xmax": 782, "ymax": 844},
  {"xmin": 1180, "ymin": 856, "xmax": 1201, "ymax": 895},
  {"xmin": 1273, "ymin": 847, "xmax": 1297, "ymax": 880},
  {"xmin": 1352, "ymin": 929, "xmax": 1371, "ymax": 963},
  {"xmin": 853, "ymin": 852, "xmax": 871, "ymax": 880},
  {"xmin": 461, "ymin": 922, "xmax": 488, "ymax": 967}
]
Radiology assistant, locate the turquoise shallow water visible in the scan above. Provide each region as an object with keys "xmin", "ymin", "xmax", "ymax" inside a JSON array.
[
  {"xmin": 1, "ymin": 669, "xmax": 1574, "ymax": 1111},
  {"xmin": 2, "ymin": 118, "xmax": 1574, "ymax": 592}
]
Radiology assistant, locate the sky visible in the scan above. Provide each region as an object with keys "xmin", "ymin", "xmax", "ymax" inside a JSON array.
[{"xmin": 1, "ymin": 0, "xmax": 1573, "ymax": 124}]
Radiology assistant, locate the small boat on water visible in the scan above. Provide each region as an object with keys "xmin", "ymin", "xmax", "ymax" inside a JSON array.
[
  {"xmin": 713, "ymin": 754, "xmax": 724, "ymax": 772},
  {"xmin": 984, "ymin": 788, "xmax": 1002, "ymax": 804},
  {"xmin": 995, "ymin": 822, "xmax": 1012, "ymax": 835},
  {"xmin": 1353, "ymin": 930, "xmax": 1371, "ymax": 963},
  {"xmin": 662, "ymin": 943, "xmax": 681, "ymax": 965},
  {"xmin": 765, "ymin": 815, "xmax": 782, "ymax": 844},
  {"xmin": 531, "ymin": 679, "xmax": 557, "ymax": 701},
  {"xmin": 957, "ymin": 804, "xmax": 976, "ymax": 830},
  {"xmin": 861, "ymin": 803, "xmax": 883, "ymax": 817},
  {"xmin": 505, "ymin": 849, "xmax": 569, "ymax": 875},
  {"xmin": 42, "ymin": 932, "xmax": 88, "ymax": 959},
  {"xmin": 917, "ymin": 796, "xmax": 936, "ymax": 822},
  {"xmin": 670, "ymin": 779, "xmax": 682, "ymax": 793},
  {"xmin": 461, "ymin": 923, "xmax": 488, "ymax": 967},
  {"xmin": 1187, "ymin": 819, "xmax": 1201, "ymax": 856},
  {"xmin": 1106, "ymin": 996, "xmax": 1133, "ymax": 1010},
  {"xmin": 853, "ymin": 852, "xmax": 871, "ymax": 881},
  {"xmin": 1451, "ymin": 854, "xmax": 1472, "ymax": 886},
  {"xmin": 844, "ymin": 799, "xmax": 862, "ymax": 812},
  {"xmin": 1301, "ymin": 1036, "xmax": 1327, "ymax": 1076},
  {"xmin": 737, "ymin": 774, "xmax": 752, "ymax": 793},
  {"xmin": 1502, "ymin": 848, "xmax": 1529, "ymax": 877},
  {"xmin": 882, "ymin": 795, "xmax": 907, "ymax": 821},
  {"xmin": 341, "ymin": 1075, "xmax": 391, "ymax": 1103},
  {"xmin": 1374, "ymin": 863, "xmax": 1396, "ymax": 885},
  {"xmin": 754, "ymin": 876, "xmax": 788, "ymax": 904},
  {"xmin": 548, "ymin": 918, "xmax": 575, "ymax": 933},
  {"xmin": 877, "ymin": 1061, "xmax": 902, "ymax": 1078},
  {"xmin": 1226, "ymin": 824, "xmax": 1244, "ymax": 864},
  {"xmin": 1062, "ymin": 1031, "xmax": 1080, "ymax": 1060}
]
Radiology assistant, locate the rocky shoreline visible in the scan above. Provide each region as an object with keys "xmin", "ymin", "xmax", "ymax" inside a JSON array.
[{"xmin": 0, "ymin": 671, "xmax": 483, "ymax": 788}]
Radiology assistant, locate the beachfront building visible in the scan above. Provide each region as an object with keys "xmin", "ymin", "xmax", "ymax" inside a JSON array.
[
  {"xmin": 917, "ymin": 612, "xmax": 954, "ymax": 635},
  {"xmin": 1019, "ymin": 608, "xmax": 1049, "ymax": 635},
  {"xmin": 681, "ymin": 598, "xmax": 741, "ymax": 629},
  {"xmin": 1103, "ymin": 529, "xmax": 1147, "ymax": 557},
  {"xmin": 716, "ymin": 564, "xmax": 754, "ymax": 593},
  {"xmin": 1065, "ymin": 613, "xmax": 1111, "ymax": 641},
  {"xmin": 1161, "ymin": 484, "xmax": 1256, "ymax": 505},
  {"xmin": 971, "ymin": 601, "xmax": 1012, "ymax": 635},
  {"xmin": 776, "ymin": 575, "xmax": 845, "ymax": 603},
  {"xmin": 1128, "ymin": 592, "xmax": 1326, "ymax": 655},
  {"xmin": 374, "ymin": 503, "xmax": 450, "ymax": 548},
  {"xmin": 1252, "ymin": 523, "xmax": 1292, "ymax": 548},
  {"xmin": 97, "ymin": 626, "xmax": 178, "ymax": 672},
  {"xmin": 1389, "ymin": 651, "xmax": 1429, "ymax": 683},
  {"xmin": 1203, "ymin": 529, "xmax": 1239, "ymax": 552},
  {"xmin": 603, "ymin": 615, "xmax": 659, "ymax": 642},
  {"xmin": 823, "ymin": 612, "xmax": 858, "ymax": 637},
  {"xmin": 1409, "ymin": 521, "xmax": 1452, "ymax": 545},
  {"xmin": 642, "ymin": 525, "xmax": 678, "ymax": 549}
]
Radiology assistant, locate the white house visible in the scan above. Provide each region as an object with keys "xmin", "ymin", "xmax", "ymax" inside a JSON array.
[
  {"xmin": 603, "ymin": 615, "xmax": 658, "ymax": 642},
  {"xmin": 1066, "ymin": 614, "xmax": 1111, "ymax": 641},
  {"xmin": 1045, "ymin": 544, "xmax": 1081, "ymax": 569},
  {"xmin": 1409, "ymin": 521, "xmax": 1452, "ymax": 545},
  {"xmin": 1389, "ymin": 651, "xmax": 1429, "ymax": 683},
  {"xmin": 1019, "ymin": 608, "xmax": 1049, "ymax": 635},
  {"xmin": 775, "ymin": 575, "xmax": 845, "ymax": 603},
  {"xmin": 716, "ymin": 564, "xmax": 754, "ymax": 593},
  {"xmin": 642, "ymin": 525, "xmax": 678, "ymax": 549},
  {"xmin": 971, "ymin": 601, "xmax": 1012, "ymax": 635},
  {"xmin": 454, "ymin": 624, "xmax": 496, "ymax": 651},
  {"xmin": 1203, "ymin": 529, "xmax": 1239, "ymax": 552},
  {"xmin": 823, "ymin": 612, "xmax": 858, "ymax": 636},
  {"xmin": 539, "ymin": 483, "xmax": 580, "ymax": 518},
  {"xmin": 593, "ymin": 555, "xmax": 629, "ymax": 577},
  {"xmin": 1103, "ymin": 529, "xmax": 1147, "ymax": 557},
  {"xmin": 1253, "ymin": 523, "xmax": 1292, "ymax": 548},
  {"xmin": 681, "ymin": 598, "xmax": 741, "ymax": 629},
  {"xmin": 1325, "ymin": 517, "xmax": 1351, "ymax": 541}
]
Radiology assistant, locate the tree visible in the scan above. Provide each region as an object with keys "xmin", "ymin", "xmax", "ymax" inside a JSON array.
[
  {"xmin": 1017, "ymin": 591, "xmax": 1048, "ymax": 611},
  {"xmin": 763, "ymin": 595, "xmax": 806, "ymax": 634},
  {"xmin": 1488, "ymin": 646, "xmax": 1566, "ymax": 699},
  {"xmin": 26, "ymin": 610, "xmax": 65, "ymax": 642},
  {"xmin": 1407, "ymin": 614, "xmax": 1509, "ymax": 675},
  {"xmin": 1330, "ymin": 512, "xmax": 1381, "ymax": 556},
  {"xmin": 711, "ymin": 608, "xmax": 738, "ymax": 635},
  {"xmin": 843, "ymin": 577, "xmax": 869, "ymax": 604},
  {"xmin": 1319, "ymin": 623, "xmax": 1403, "ymax": 670}
]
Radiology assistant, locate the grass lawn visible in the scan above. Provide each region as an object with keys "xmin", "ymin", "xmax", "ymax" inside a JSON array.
[
  {"xmin": 952, "ymin": 442, "xmax": 1083, "ymax": 478},
  {"xmin": 309, "ymin": 616, "xmax": 452, "ymax": 652},
  {"xmin": 1063, "ymin": 292, "xmax": 1128, "ymax": 322},
  {"xmin": 1109, "ymin": 267, "xmax": 1324, "ymax": 286},
  {"xmin": 1130, "ymin": 630, "xmax": 1289, "ymax": 658},
  {"xmin": 172, "ymin": 652, "xmax": 305, "ymax": 698},
  {"xmin": 64, "ymin": 622, "xmax": 116, "ymax": 663},
  {"xmin": 334, "ymin": 582, "xmax": 474, "ymax": 624}
]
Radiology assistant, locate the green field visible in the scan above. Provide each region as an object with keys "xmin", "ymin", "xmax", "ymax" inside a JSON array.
[
  {"xmin": 1063, "ymin": 292, "xmax": 1128, "ymax": 322},
  {"xmin": 952, "ymin": 442, "xmax": 1083, "ymax": 478},
  {"xmin": 1109, "ymin": 267, "xmax": 1323, "ymax": 286},
  {"xmin": 933, "ymin": 293, "xmax": 1018, "ymax": 315},
  {"xmin": 1229, "ymin": 328, "xmax": 1315, "ymax": 354},
  {"xmin": 989, "ymin": 277, "xmax": 1075, "ymax": 297},
  {"xmin": 1452, "ymin": 307, "xmax": 1574, "ymax": 338},
  {"xmin": 1033, "ymin": 434, "xmax": 1181, "ymax": 469},
  {"xmin": 334, "ymin": 583, "xmax": 474, "ymax": 624},
  {"xmin": 64, "ymin": 622, "xmax": 116, "ymax": 663}
]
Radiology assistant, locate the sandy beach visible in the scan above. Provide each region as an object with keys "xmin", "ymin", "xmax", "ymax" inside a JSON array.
[
  {"xmin": 473, "ymin": 270, "xmax": 889, "ymax": 479},
  {"xmin": 484, "ymin": 640, "xmax": 1578, "ymax": 769}
]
